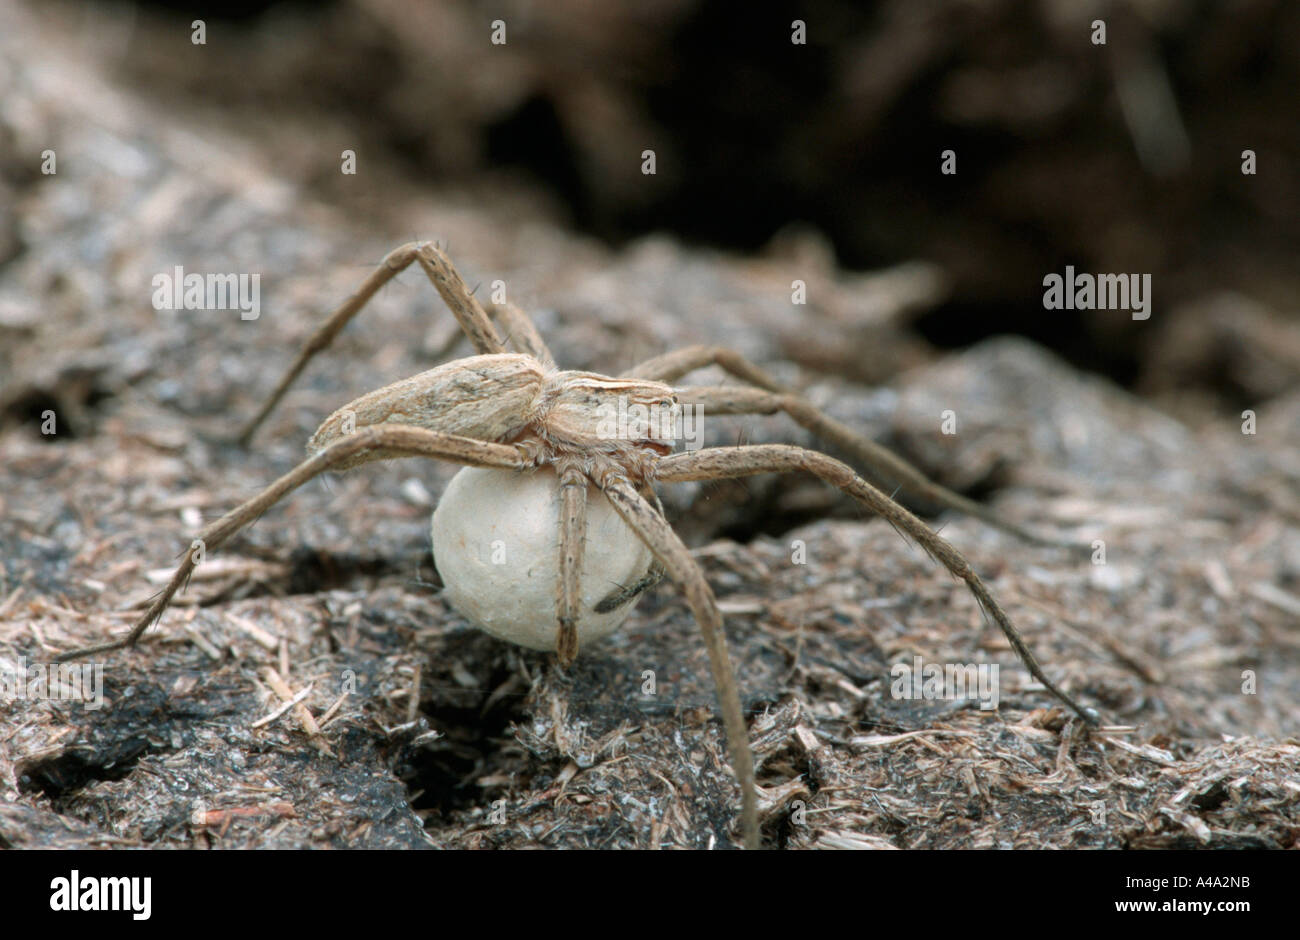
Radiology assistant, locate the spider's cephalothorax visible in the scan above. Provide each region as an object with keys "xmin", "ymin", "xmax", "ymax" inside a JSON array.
[
  {"xmin": 66, "ymin": 241, "xmax": 1101, "ymax": 851},
  {"xmin": 534, "ymin": 369, "xmax": 680, "ymax": 476}
]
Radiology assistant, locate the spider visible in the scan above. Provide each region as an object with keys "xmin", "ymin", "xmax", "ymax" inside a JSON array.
[{"xmin": 62, "ymin": 241, "xmax": 1100, "ymax": 849}]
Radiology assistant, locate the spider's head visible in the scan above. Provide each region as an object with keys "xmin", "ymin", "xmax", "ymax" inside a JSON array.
[{"xmin": 542, "ymin": 372, "xmax": 681, "ymax": 457}]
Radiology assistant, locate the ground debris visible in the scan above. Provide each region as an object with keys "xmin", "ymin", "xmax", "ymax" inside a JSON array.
[{"xmin": 1, "ymin": 1, "xmax": 1297, "ymax": 850}]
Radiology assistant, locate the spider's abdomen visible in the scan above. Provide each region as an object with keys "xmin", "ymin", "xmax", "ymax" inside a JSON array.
[
  {"xmin": 432, "ymin": 466, "xmax": 652, "ymax": 651},
  {"xmin": 308, "ymin": 354, "xmax": 544, "ymax": 466}
]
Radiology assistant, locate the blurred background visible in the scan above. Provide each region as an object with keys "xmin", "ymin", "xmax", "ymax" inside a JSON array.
[{"xmin": 2, "ymin": 0, "xmax": 1297, "ymax": 432}]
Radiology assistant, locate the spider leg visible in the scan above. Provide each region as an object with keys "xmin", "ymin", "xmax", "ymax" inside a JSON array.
[
  {"xmin": 239, "ymin": 242, "xmax": 507, "ymax": 445},
  {"xmin": 57, "ymin": 427, "xmax": 531, "ymax": 661},
  {"xmin": 491, "ymin": 301, "xmax": 556, "ymax": 368},
  {"xmin": 555, "ymin": 467, "xmax": 588, "ymax": 664},
  {"xmin": 655, "ymin": 444, "xmax": 1101, "ymax": 727},
  {"xmin": 624, "ymin": 344, "xmax": 787, "ymax": 389},
  {"xmin": 676, "ymin": 383, "xmax": 1077, "ymax": 550},
  {"xmin": 626, "ymin": 344, "xmax": 1077, "ymax": 550},
  {"xmin": 594, "ymin": 472, "xmax": 760, "ymax": 850},
  {"xmin": 594, "ymin": 485, "xmax": 666, "ymax": 612}
]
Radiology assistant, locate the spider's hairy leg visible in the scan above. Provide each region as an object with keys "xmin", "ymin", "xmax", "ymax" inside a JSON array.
[
  {"xmin": 490, "ymin": 301, "xmax": 555, "ymax": 368},
  {"xmin": 57, "ymin": 427, "xmax": 531, "ymax": 662},
  {"xmin": 628, "ymin": 346, "xmax": 1080, "ymax": 551},
  {"xmin": 555, "ymin": 467, "xmax": 588, "ymax": 664},
  {"xmin": 595, "ymin": 472, "xmax": 760, "ymax": 850},
  {"xmin": 594, "ymin": 487, "xmax": 667, "ymax": 612},
  {"xmin": 239, "ymin": 242, "xmax": 506, "ymax": 445},
  {"xmin": 677, "ymin": 384, "xmax": 1078, "ymax": 550},
  {"xmin": 656, "ymin": 444, "xmax": 1102, "ymax": 727},
  {"xmin": 625, "ymin": 345, "xmax": 788, "ymax": 389}
]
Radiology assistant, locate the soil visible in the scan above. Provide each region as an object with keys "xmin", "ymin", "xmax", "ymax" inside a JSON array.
[{"xmin": 1, "ymin": 1, "xmax": 1297, "ymax": 849}]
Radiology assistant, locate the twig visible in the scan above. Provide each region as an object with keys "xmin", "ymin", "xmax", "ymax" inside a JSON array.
[{"xmin": 251, "ymin": 681, "xmax": 315, "ymax": 729}]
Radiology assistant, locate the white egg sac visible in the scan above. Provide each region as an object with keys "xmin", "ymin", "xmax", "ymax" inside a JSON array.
[{"xmin": 431, "ymin": 466, "xmax": 653, "ymax": 651}]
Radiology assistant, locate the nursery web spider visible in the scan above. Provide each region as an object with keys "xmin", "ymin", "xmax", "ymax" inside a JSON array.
[{"xmin": 62, "ymin": 241, "xmax": 1100, "ymax": 849}]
